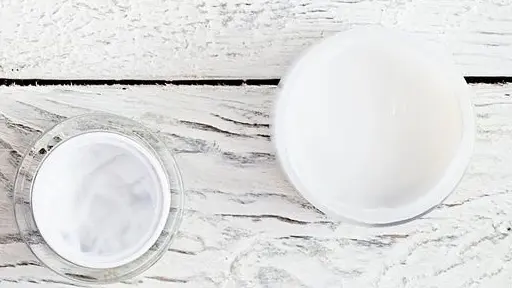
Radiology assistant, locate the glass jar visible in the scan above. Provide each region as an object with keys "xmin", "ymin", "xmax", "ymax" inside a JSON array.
[{"xmin": 13, "ymin": 113, "xmax": 184, "ymax": 284}]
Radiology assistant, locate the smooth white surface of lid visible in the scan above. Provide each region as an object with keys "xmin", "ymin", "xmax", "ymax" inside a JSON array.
[
  {"xmin": 32, "ymin": 132, "xmax": 171, "ymax": 268},
  {"xmin": 273, "ymin": 27, "xmax": 475, "ymax": 225}
]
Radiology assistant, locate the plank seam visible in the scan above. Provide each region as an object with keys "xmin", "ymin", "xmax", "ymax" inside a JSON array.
[
  {"xmin": 1, "ymin": 77, "xmax": 512, "ymax": 86},
  {"xmin": 0, "ymin": 79, "xmax": 281, "ymax": 86}
]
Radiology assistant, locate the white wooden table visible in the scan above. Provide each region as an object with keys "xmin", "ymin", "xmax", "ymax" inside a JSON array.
[{"xmin": 1, "ymin": 1, "xmax": 512, "ymax": 287}]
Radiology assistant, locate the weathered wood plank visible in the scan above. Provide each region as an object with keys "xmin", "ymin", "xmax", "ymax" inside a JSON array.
[
  {"xmin": 1, "ymin": 0, "xmax": 512, "ymax": 79},
  {"xmin": 0, "ymin": 84, "xmax": 511, "ymax": 287}
]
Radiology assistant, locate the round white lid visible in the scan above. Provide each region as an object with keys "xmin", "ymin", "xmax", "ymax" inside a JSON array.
[{"xmin": 273, "ymin": 27, "xmax": 475, "ymax": 225}]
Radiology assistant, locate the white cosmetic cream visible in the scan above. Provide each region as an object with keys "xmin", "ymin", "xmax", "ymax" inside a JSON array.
[
  {"xmin": 274, "ymin": 27, "xmax": 474, "ymax": 225},
  {"xmin": 32, "ymin": 132, "xmax": 171, "ymax": 268}
]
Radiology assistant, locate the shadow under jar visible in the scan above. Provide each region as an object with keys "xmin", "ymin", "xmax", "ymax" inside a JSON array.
[{"xmin": 13, "ymin": 113, "xmax": 184, "ymax": 284}]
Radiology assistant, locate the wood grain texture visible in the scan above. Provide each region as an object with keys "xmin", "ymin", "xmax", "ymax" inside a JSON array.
[
  {"xmin": 1, "ymin": 0, "xmax": 512, "ymax": 79},
  {"xmin": 0, "ymin": 84, "xmax": 510, "ymax": 287}
]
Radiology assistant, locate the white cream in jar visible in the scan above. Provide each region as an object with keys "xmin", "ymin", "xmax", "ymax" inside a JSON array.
[
  {"xmin": 31, "ymin": 131, "xmax": 170, "ymax": 268},
  {"xmin": 274, "ymin": 27, "xmax": 475, "ymax": 225}
]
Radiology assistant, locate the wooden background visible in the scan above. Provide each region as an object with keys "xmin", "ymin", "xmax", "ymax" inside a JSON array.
[
  {"xmin": 1, "ymin": 0, "xmax": 512, "ymax": 287},
  {"xmin": 1, "ymin": 0, "xmax": 512, "ymax": 79}
]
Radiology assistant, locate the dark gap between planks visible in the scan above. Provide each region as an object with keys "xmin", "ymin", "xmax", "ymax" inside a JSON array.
[
  {"xmin": 0, "ymin": 79, "xmax": 280, "ymax": 86},
  {"xmin": 0, "ymin": 77, "xmax": 511, "ymax": 86}
]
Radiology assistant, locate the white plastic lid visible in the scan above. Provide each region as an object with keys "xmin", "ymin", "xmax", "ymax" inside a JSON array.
[{"xmin": 273, "ymin": 27, "xmax": 475, "ymax": 225}]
